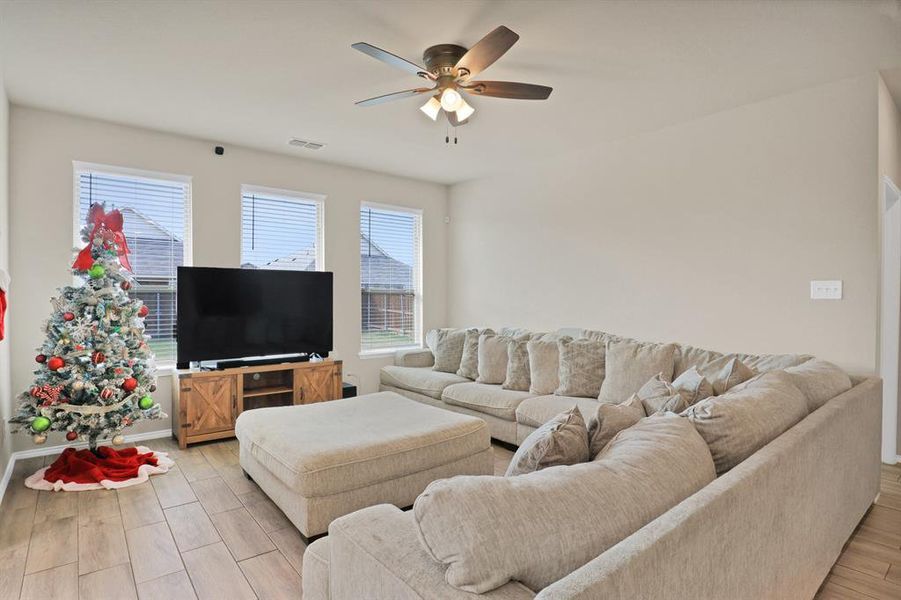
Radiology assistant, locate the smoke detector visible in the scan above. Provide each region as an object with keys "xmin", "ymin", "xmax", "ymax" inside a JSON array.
[{"xmin": 288, "ymin": 138, "xmax": 326, "ymax": 150}]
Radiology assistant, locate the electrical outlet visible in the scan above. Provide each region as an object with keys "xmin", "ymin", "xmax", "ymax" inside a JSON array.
[{"xmin": 810, "ymin": 280, "xmax": 842, "ymax": 300}]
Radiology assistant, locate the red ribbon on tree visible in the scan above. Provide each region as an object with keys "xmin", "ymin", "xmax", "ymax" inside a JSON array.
[{"xmin": 72, "ymin": 204, "xmax": 132, "ymax": 272}]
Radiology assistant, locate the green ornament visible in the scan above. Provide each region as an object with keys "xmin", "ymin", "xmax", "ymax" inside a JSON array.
[
  {"xmin": 88, "ymin": 265, "xmax": 106, "ymax": 279},
  {"xmin": 138, "ymin": 396, "xmax": 154, "ymax": 410},
  {"xmin": 31, "ymin": 416, "xmax": 51, "ymax": 433}
]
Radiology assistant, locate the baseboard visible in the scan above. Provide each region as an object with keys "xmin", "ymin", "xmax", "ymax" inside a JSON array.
[{"xmin": 0, "ymin": 429, "xmax": 172, "ymax": 505}]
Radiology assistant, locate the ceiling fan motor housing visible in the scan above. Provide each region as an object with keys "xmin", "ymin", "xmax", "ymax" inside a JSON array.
[{"xmin": 423, "ymin": 44, "xmax": 468, "ymax": 78}]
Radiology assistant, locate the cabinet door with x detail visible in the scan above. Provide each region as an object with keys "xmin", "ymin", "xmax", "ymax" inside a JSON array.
[{"xmin": 184, "ymin": 375, "xmax": 235, "ymax": 435}]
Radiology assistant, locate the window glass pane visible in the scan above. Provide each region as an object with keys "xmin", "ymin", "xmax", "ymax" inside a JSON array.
[
  {"xmin": 241, "ymin": 190, "xmax": 322, "ymax": 271},
  {"xmin": 360, "ymin": 205, "xmax": 421, "ymax": 352},
  {"xmin": 77, "ymin": 170, "xmax": 190, "ymax": 363}
]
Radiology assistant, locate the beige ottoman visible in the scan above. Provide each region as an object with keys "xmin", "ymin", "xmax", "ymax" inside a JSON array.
[{"xmin": 234, "ymin": 391, "xmax": 492, "ymax": 540}]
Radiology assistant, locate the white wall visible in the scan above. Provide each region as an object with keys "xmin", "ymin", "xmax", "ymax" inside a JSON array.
[
  {"xmin": 8, "ymin": 106, "xmax": 448, "ymax": 452},
  {"xmin": 0, "ymin": 42, "xmax": 11, "ymax": 474},
  {"xmin": 449, "ymin": 75, "xmax": 879, "ymax": 375},
  {"xmin": 878, "ymin": 74, "xmax": 901, "ymax": 457}
]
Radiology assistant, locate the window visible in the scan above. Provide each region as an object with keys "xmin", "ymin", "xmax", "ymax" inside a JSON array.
[
  {"xmin": 75, "ymin": 163, "xmax": 192, "ymax": 364},
  {"xmin": 241, "ymin": 185, "xmax": 324, "ymax": 271},
  {"xmin": 360, "ymin": 203, "xmax": 422, "ymax": 353}
]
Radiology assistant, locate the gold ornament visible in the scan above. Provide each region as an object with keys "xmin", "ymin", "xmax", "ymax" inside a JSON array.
[
  {"xmin": 33, "ymin": 434, "xmax": 47, "ymax": 445},
  {"xmin": 112, "ymin": 435, "xmax": 125, "ymax": 445}
]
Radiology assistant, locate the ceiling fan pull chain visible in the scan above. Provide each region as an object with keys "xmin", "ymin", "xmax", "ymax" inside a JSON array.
[
  {"xmin": 445, "ymin": 124, "xmax": 449, "ymax": 144},
  {"xmin": 454, "ymin": 126, "xmax": 458, "ymax": 144}
]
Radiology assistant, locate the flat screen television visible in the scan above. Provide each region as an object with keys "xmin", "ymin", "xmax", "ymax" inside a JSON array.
[{"xmin": 176, "ymin": 266, "xmax": 333, "ymax": 368}]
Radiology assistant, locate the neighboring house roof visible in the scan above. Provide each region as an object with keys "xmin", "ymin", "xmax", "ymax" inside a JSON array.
[
  {"xmin": 262, "ymin": 247, "xmax": 317, "ymax": 271},
  {"xmin": 118, "ymin": 207, "xmax": 184, "ymax": 279}
]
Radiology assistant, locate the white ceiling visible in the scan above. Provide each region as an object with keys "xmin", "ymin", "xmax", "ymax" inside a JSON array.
[{"xmin": 2, "ymin": 0, "xmax": 901, "ymax": 185}]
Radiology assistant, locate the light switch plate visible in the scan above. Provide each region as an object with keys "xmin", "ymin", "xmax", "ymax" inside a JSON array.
[{"xmin": 810, "ymin": 280, "xmax": 842, "ymax": 300}]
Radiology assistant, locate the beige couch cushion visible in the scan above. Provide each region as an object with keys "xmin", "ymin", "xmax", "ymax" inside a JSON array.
[
  {"xmin": 674, "ymin": 344, "xmax": 811, "ymax": 378},
  {"xmin": 427, "ymin": 328, "xmax": 466, "ymax": 373},
  {"xmin": 598, "ymin": 340, "xmax": 677, "ymax": 404},
  {"xmin": 683, "ymin": 370, "xmax": 808, "ymax": 474},
  {"xmin": 380, "ymin": 365, "xmax": 469, "ymax": 400},
  {"xmin": 506, "ymin": 406, "xmax": 590, "ymax": 476},
  {"xmin": 555, "ymin": 338, "xmax": 606, "ymax": 398},
  {"xmin": 413, "ymin": 416, "xmax": 716, "ymax": 594},
  {"xmin": 527, "ymin": 336, "xmax": 571, "ymax": 395},
  {"xmin": 515, "ymin": 395, "xmax": 599, "ymax": 428},
  {"xmin": 442, "ymin": 382, "xmax": 533, "ymax": 421},
  {"xmin": 457, "ymin": 328, "xmax": 494, "ymax": 379},
  {"xmin": 784, "ymin": 359, "xmax": 852, "ymax": 411},
  {"xmin": 587, "ymin": 395, "xmax": 646, "ymax": 457},
  {"xmin": 635, "ymin": 375, "xmax": 688, "ymax": 416},
  {"xmin": 234, "ymin": 392, "xmax": 490, "ymax": 497},
  {"xmin": 710, "ymin": 357, "xmax": 755, "ymax": 395},
  {"xmin": 503, "ymin": 338, "xmax": 532, "ymax": 392},
  {"xmin": 478, "ymin": 333, "xmax": 520, "ymax": 385}
]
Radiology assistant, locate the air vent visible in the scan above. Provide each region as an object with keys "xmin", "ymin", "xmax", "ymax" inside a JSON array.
[{"xmin": 288, "ymin": 138, "xmax": 326, "ymax": 150}]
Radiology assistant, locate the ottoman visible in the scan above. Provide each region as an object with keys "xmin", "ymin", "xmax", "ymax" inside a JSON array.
[{"xmin": 234, "ymin": 391, "xmax": 493, "ymax": 539}]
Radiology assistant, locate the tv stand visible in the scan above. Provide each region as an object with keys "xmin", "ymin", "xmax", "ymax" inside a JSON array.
[
  {"xmin": 211, "ymin": 353, "xmax": 311, "ymax": 370},
  {"xmin": 171, "ymin": 359, "xmax": 342, "ymax": 448}
]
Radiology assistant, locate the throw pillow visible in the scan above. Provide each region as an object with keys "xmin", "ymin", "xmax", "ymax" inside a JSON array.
[
  {"xmin": 635, "ymin": 374, "xmax": 688, "ymax": 416},
  {"xmin": 457, "ymin": 328, "xmax": 493, "ymax": 380},
  {"xmin": 477, "ymin": 333, "xmax": 516, "ymax": 385},
  {"xmin": 505, "ymin": 406, "xmax": 590, "ymax": 477},
  {"xmin": 586, "ymin": 395, "xmax": 646, "ymax": 457},
  {"xmin": 555, "ymin": 338, "xmax": 606, "ymax": 398},
  {"xmin": 784, "ymin": 359, "xmax": 852, "ymax": 412},
  {"xmin": 710, "ymin": 357, "xmax": 755, "ymax": 395},
  {"xmin": 598, "ymin": 340, "xmax": 677, "ymax": 404},
  {"xmin": 682, "ymin": 370, "xmax": 808, "ymax": 474},
  {"xmin": 502, "ymin": 338, "xmax": 531, "ymax": 391},
  {"xmin": 427, "ymin": 328, "xmax": 466, "ymax": 373},
  {"xmin": 527, "ymin": 335, "xmax": 571, "ymax": 395},
  {"xmin": 671, "ymin": 366, "xmax": 714, "ymax": 405}
]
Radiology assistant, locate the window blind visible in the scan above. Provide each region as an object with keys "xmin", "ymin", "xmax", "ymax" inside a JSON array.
[
  {"xmin": 360, "ymin": 205, "xmax": 422, "ymax": 352},
  {"xmin": 77, "ymin": 169, "xmax": 191, "ymax": 364},
  {"xmin": 240, "ymin": 189, "xmax": 323, "ymax": 272}
]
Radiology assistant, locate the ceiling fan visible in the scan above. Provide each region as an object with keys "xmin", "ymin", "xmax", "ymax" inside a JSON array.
[{"xmin": 352, "ymin": 26, "xmax": 552, "ymax": 127}]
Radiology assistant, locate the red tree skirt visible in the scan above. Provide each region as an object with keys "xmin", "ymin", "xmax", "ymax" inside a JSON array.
[{"xmin": 25, "ymin": 445, "xmax": 174, "ymax": 491}]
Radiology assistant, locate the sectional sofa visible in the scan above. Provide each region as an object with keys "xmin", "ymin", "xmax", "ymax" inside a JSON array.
[{"xmin": 302, "ymin": 327, "xmax": 882, "ymax": 599}]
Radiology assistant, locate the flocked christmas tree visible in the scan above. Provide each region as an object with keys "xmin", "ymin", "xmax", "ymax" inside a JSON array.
[{"xmin": 10, "ymin": 203, "xmax": 164, "ymax": 452}]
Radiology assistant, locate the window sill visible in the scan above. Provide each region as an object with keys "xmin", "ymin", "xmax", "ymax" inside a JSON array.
[
  {"xmin": 155, "ymin": 363, "xmax": 177, "ymax": 377},
  {"xmin": 358, "ymin": 346, "xmax": 422, "ymax": 360}
]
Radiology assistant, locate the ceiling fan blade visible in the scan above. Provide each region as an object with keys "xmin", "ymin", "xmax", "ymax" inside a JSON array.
[
  {"xmin": 445, "ymin": 109, "xmax": 469, "ymax": 127},
  {"xmin": 455, "ymin": 26, "xmax": 519, "ymax": 79},
  {"xmin": 352, "ymin": 42, "xmax": 432, "ymax": 78},
  {"xmin": 461, "ymin": 81, "xmax": 552, "ymax": 100},
  {"xmin": 355, "ymin": 88, "xmax": 432, "ymax": 107}
]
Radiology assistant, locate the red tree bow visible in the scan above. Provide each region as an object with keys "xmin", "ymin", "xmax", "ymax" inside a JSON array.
[{"xmin": 72, "ymin": 204, "xmax": 132, "ymax": 272}]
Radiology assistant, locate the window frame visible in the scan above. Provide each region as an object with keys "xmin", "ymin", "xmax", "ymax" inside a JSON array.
[
  {"xmin": 240, "ymin": 184, "xmax": 326, "ymax": 272},
  {"xmin": 359, "ymin": 200, "xmax": 423, "ymax": 357},
  {"xmin": 72, "ymin": 161, "xmax": 193, "ymax": 370}
]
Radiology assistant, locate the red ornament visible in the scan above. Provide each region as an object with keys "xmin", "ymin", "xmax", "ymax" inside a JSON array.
[
  {"xmin": 91, "ymin": 351, "xmax": 105, "ymax": 364},
  {"xmin": 121, "ymin": 378, "xmax": 138, "ymax": 392},
  {"xmin": 137, "ymin": 305, "xmax": 149, "ymax": 318},
  {"xmin": 66, "ymin": 431, "xmax": 78, "ymax": 441},
  {"xmin": 120, "ymin": 281, "xmax": 131, "ymax": 291},
  {"xmin": 35, "ymin": 354, "xmax": 47, "ymax": 364},
  {"xmin": 100, "ymin": 388, "xmax": 114, "ymax": 400},
  {"xmin": 63, "ymin": 312, "xmax": 75, "ymax": 322},
  {"xmin": 47, "ymin": 356, "xmax": 64, "ymax": 371}
]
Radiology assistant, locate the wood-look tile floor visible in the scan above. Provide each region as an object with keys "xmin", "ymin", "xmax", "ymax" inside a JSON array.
[
  {"xmin": 815, "ymin": 462, "xmax": 901, "ymax": 599},
  {"xmin": 1, "ymin": 439, "xmax": 895, "ymax": 599},
  {"xmin": 0, "ymin": 439, "xmax": 514, "ymax": 600}
]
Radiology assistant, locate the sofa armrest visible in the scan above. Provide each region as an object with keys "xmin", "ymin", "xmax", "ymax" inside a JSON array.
[
  {"xmin": 395, "ymin": 347, "xmax": 434, "ymax": 368},
  {"xmin": 328, "ymin": 504, "xmax": 535, "ymax": 600}
]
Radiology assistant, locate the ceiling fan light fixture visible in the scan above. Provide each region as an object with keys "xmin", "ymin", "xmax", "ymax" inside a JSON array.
[
  {"xmin": 455, "ymin": 98, "xmax": 475, "ymax": 121},
  {"xmin": 440, "ymin": 87, "xmax": 463, "ymax": 112},
  {"xmin": 420, "ymin": 96, "xmax": 441, "ymax": 120}
]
